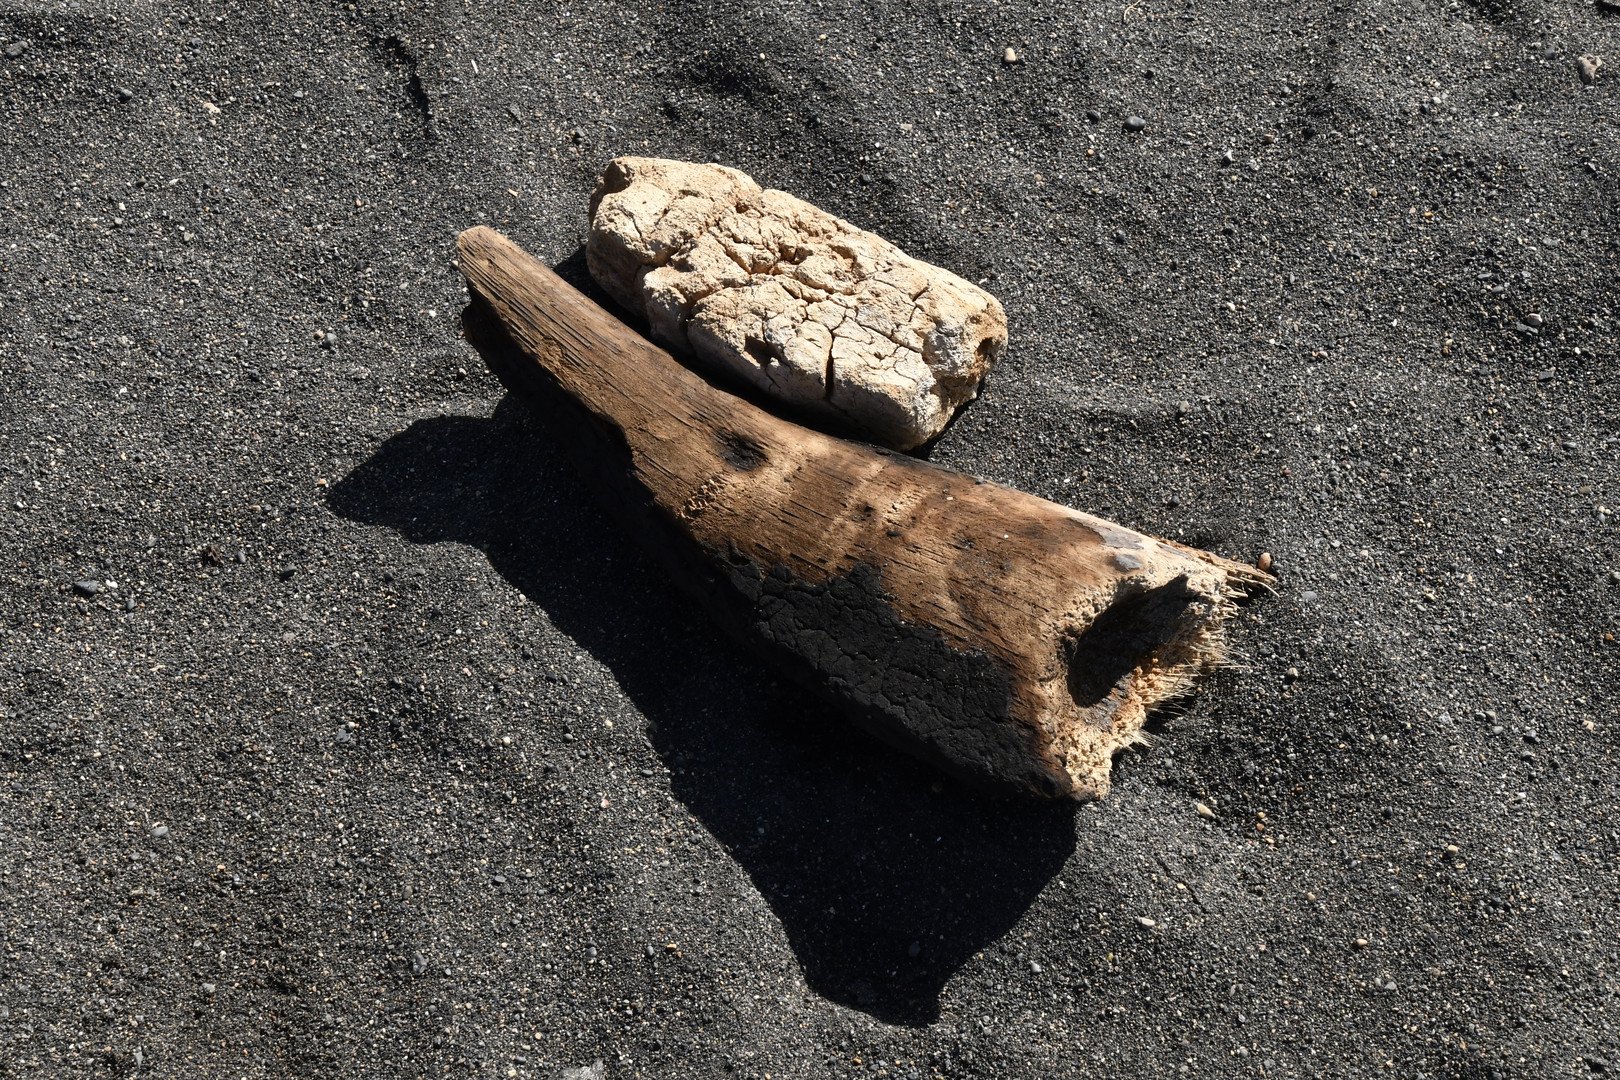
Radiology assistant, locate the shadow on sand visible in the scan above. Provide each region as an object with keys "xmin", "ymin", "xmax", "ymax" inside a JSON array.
[{"xmin": 328, "ymin": 388, "xmax": 1074, "ymax": 1026}]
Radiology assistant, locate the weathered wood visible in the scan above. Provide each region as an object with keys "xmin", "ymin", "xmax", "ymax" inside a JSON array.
[{"xmin": 457, "ymin": 226, "xmax": 1270, "ymax": 800}]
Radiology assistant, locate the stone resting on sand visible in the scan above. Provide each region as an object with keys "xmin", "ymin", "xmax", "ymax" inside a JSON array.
[{"xmin": 585, "ymin": 156, "xmax": 1007, "ymax": 451}]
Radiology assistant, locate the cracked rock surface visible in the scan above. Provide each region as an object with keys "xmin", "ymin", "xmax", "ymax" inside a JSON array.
[{"xmin": 586, "ymin": 157, "xmax": 1006, "ymax": 450}]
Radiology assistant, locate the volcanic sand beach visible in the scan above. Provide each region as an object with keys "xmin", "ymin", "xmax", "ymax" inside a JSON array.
[{"xmin": 1, "ymin": 0, "xmax": 1618, "ymax": 1076}]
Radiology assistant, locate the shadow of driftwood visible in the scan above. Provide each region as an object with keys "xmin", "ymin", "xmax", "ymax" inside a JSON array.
[{"xmin": 328, "ymin": 392, "xmax": 1073, "ymax": 1026}]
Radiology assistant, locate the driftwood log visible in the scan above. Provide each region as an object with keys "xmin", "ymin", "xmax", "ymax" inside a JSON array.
[{"xmin": 457, "ymin": 226, "xmax": 1269, "ymax": 800}]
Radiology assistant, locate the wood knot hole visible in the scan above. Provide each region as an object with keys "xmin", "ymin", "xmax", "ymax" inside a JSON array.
[
  {"xmin": 716, "ymin": 430, "xmax": 768, "ymax": 472},
  {"xmin": 1063, "ymin": 576, "xmax": 1201, "ymax": 709}
]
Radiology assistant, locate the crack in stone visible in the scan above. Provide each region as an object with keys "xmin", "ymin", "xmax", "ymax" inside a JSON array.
[{"xmin": 587, "ymin": 157, "xmax": 1006, "ymax": 450}]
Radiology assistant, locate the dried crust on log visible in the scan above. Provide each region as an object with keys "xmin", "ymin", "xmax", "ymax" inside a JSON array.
[{"xmin": 458, "ymin": 226, "xmax": 1271, "ymax": 800}]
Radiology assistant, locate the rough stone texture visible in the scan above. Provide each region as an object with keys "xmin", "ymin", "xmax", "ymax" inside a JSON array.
[{"xmin": 586, "ymin": 156, "xmax": 1006, "ymax": 450}]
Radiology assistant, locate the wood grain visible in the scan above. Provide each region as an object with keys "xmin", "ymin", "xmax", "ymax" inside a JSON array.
[{"xmin": 457, "ymin": 226, "xmax": 1270, "ymax": 799}]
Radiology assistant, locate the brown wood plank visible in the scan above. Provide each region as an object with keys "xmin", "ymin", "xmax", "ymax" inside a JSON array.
[{"xmin": 456, "ymin": 225, "xmax": 1270, "ymax": 799}]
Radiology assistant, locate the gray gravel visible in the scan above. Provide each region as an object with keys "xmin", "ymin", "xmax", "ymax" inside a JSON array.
[{"xmin": 2, "ymin": 1, "xmax": 1618, "ymax": 1078}]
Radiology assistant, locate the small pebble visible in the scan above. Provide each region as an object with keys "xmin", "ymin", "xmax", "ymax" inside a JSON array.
[
  {"xmin": 1135, "ymin": 916, "xmax": 1156, "ymax": 928},
  {"xmin": 1197, "ymin": 803, "xmax": 1216, "ymax": 819},
  {"xmin": 124, "ymin": 594, "xmax": 137, "ymax": 612},
  {"xmin": 1301, "ymin": 590, "xmax": 1319, "ymax": 602},
  {"xmin": 1030, "ymin": 960, "xmax": 1043, "ymax": 973},
  {"xmin": 1123, "ymin": 115, "xmax": 1146, "ymax": 132},
  {"xmin": 116, "ymin": 85, "xmax": 133, "ymax": 102},
  {"xmin": 1110, "ymin": 228, "xmax": 1127, "ymax": 244},
  {"xmin": 1285, "ymin": 667, "xmax": 1300, "ymax": 683},
  {"xmin": 1220, "ymin": 148, "xmax": 1236, "ymax": 165},
  {"xmin": 150, "ymin": 824, "xmax": 169, "ymax": 839},
  {"xmin": 1523, "ymin": 312, "xmax": 1544, "ymax": 329},
  {"xmin": 1257, "ymin": 552, "xmax": 1273, "ymax": 572},
  {"xmin": 1576, "ymin": 55, "xmax": 1602, "ymax": 84},
  {"xmin": 4, "ymin": 40, "xmax": 27, "ymax": 58},
  {"xmin": 1003, "ymin": 47, "xmax": 1019, "ymax": 64},
  {"xmin": 1354, "ymin": 938, "xmax": 1368, "ymax": 948},
  {"xmin": 324, "ymin": 331, "xmax": 339, "ymax": 347},
  {"xmin": 908, "ymin": 942, "xmax": 921, "ymax": 957},
  {"xmin": 1085, "ymin": 108, "xmax": 1101, "ymax": 123},
  {"xmin": 72, "ymin": 579, "xmax": 101, "ymax": 597}
]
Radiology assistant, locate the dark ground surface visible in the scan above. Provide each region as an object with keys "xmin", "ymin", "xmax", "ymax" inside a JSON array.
[{"xmin": 2, "ymin": 0, "xmax": 1619, "ymax": 1076}]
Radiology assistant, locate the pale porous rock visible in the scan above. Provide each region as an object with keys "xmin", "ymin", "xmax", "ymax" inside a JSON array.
[{"xmin": 586, "ymin": 156, "xmax": 1006, "ymax": 450}]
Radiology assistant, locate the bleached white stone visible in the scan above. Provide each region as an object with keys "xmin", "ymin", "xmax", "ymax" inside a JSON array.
[{"xmin": 587, "ymin": 156, "xmax": 1006, "ymax": 450}]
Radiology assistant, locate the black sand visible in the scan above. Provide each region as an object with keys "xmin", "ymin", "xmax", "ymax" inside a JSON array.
[{"xmin": 2, "ymin": 0, "xmax": 1618, "ymax": 1076}]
